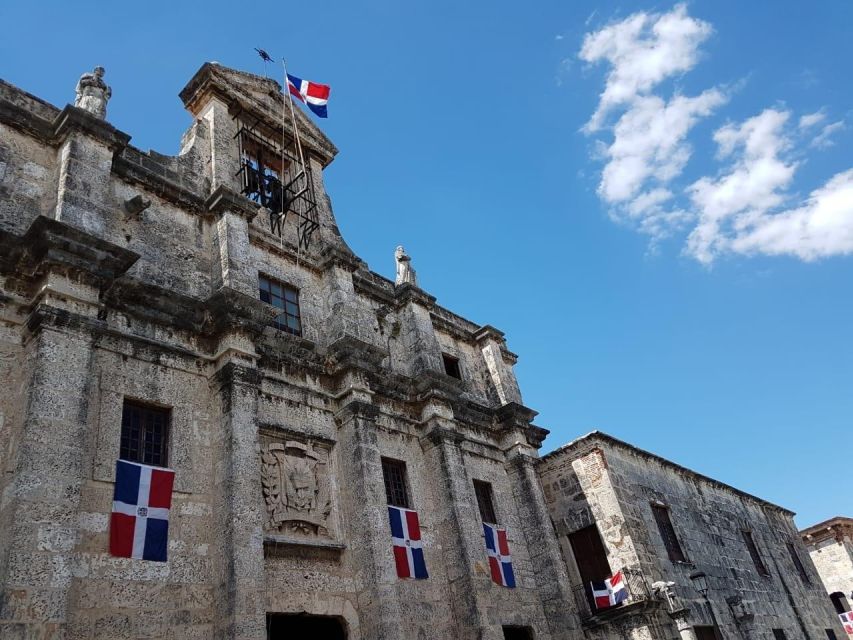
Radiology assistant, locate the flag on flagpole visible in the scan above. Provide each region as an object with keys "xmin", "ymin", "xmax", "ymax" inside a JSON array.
[
  {"xmin": 388, "ymin": 505, "xmax": 428, "ymax": 579},
  {"xmin": 591, "ymin": 571, "xmax": 628, "ymax": 610},
  {"xmin": 110, "ymin": 459, "xmax": 175, "ymax": 562},
  {"xmin": 483, "ymin": 522, "xmax": 516, "ymax": 588},
  {"xmin": 286, "ymin": 73, "xmax": 331, "ymax": 118}
]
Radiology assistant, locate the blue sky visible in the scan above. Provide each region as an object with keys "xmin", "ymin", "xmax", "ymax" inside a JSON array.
[{"xmin": 2, "ymin": 1, "xmax": 850, "ymax": 527}]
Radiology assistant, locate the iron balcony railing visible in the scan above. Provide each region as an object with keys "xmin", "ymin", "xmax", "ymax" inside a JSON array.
[{"xmin": 572, "ymin": 567, "xmax": 655, "ymax": 621}]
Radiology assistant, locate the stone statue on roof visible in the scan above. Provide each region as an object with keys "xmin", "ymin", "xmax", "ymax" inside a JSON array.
[
  {"xmin": 75, "ymin": 66, "xmax": 111, "ymax": 119},
  {"xmin": 395, "ymin": 245, "xmax": 417, "ymax": 287}
]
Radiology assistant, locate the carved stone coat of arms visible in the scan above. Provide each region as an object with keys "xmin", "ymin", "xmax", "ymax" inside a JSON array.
[{"xmin": 261, "ymin": 440, "xmax": 332, "ymax": 536}]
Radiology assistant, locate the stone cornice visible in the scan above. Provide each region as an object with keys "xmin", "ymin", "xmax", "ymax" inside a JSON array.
[
  {"xmin": 393, "ymin": 282, "xmax": 437, "ymax": 309},
  {"xmin": 326, "ymin": 334, "xmax": 386, "ymax": 376},
  {"xmin": 4, "ymin": 216, "xmax": 139, "ymax": 290},
  {"xmin": 205, "ymin": 185, "xmax": 260, "ymax": 221},
  {"xmin": 800, "ymin": 517, "xmax": 853, "ymax": 543},
  {"xmin": 52, "ymin": 104, "xmax": 131, "ymax": 152},
  {"xmin": 335, "ymin": 399, "xmax": 380, "ymax": 425},
  {"xmin": 211, "ymin": 360, "xmax": 263, "ymax": 390},
  {"xmin": 318, "ymin": 245, "xmax": 361, "ymax": 273},
  {"xmin": 201, "ymin": 286, "xmax": 278, "ymax": 338}
]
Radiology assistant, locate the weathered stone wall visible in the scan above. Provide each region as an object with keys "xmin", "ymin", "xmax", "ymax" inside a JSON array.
[
  {"xmin": 802, "ymin": 519, "xmax": 853, "ymax": 605},
  {"xmin": 0, "ymin": 64, "xmax": 570, "ymax": 640},
  {"xmin": 539, "ymin": 434, "xmax": 847, "ymax": 640}
]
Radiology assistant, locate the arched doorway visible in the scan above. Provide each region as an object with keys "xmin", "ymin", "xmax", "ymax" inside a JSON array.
[{"xmin": 267, "ymin": 613, "xmax": 347, "ymax": 639}]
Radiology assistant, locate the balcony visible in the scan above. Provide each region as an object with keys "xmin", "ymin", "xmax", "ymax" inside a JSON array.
[{"xmin": 572, "ymin": 567, "xmax": 662, "ymax": 627}]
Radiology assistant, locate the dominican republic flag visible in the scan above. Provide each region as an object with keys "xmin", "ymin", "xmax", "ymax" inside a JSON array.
[
  {"xmin": 591, "ymin": 571, "xmax": 628, "ymax": 610},
  {"xmin": 110, "ymin": 460, "xmax": 175, "ymax": 562},
  {"xmin": 840, "ymin": 611, "xmax": 853, "ymax": 635},
  {"xmin": 388, "ymin": 505, "xmax": 428, "ymax": 579},
  {"xmin": 286, "ymin": 73, "xmax": 330, "ymax": 118},
  {"xmin": 484, "ymin": 523, "xmax": 516, "ymax": 588}
]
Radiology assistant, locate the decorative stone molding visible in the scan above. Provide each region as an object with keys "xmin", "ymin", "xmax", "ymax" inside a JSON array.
[{"xmin": 261, "ymin": 438, "xmax": 332, "ymax": 537}]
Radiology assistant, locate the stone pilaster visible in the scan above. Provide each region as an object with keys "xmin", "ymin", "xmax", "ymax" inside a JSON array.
[
  {"xmin": 419, "ymin": 417, "xmax": 495, "ymax": 640},
  {"xmin": 335, "ymin": 399, "xmax": 403, "ymax": 640},
  {"xmin": 210, "ymin": 362, "xmax": 266, "ymax": 640},
  {"xmin": 206, "ymin": 186, "xmax": 261, "ymax": 298},
  {"xmin": 394, "ymin": 283, "xmax": 442, "ymax": 377},
  {"xmin": 0, "ymin": 217, "xmax": 137, "ymax": 638},
  {"xmin": 507, "ymin": 454, "xmax": 581, "ymax": 640},
  {"xmin": 474, "ymin": 325, "xmax": 521, "ymax": 407},
  {"xmin": 51, "ymin": 105, "xmax": 130, "ymax": 236}
]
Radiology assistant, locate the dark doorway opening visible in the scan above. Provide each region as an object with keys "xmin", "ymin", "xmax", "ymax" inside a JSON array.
[
  {"xmin": 694, "ymin": 626, "xmax": 719, "ymax": 640},
  {"xmin": 502, "ymin": 625, "xmax": 534, "ymax": 640},
  {"xmin": 568, "ymin": 524, "xmax": 612, "ymax": 611},
  {"xmin": 267, "ymin": 613, "xmax": 346, "ymax": 639}
]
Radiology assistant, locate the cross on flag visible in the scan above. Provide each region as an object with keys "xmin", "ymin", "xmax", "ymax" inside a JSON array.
[
  {"xmin": 286, "ymin": 73, "xmax": 331, "ymax": 118},
  {"xmin": 388, "ymin": 505, "xmax": 428, "ymax": 579},
  {"xmin": 484, "ymin": 522, "xmax": 516, "ymax": 588},
  {"xmin": 110, "ymin": 459, "xmax": 175, "ymax": 562}
]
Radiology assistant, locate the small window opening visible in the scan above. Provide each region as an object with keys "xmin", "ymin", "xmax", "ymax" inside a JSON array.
[
  {"xmin": 651, "ymin": 505, "xmax": 687, "ymax": 562},
  {"xmin": 442, "ymin": 353, "xmax": 461, "ymax": 379},
  {"xmin": 382, "ymin": 458, "xmax": 410, "ymax": 509},
  {"xmin": 830, "ymin": 592, "xmax": 850, "ymax": 614},
  {"xmin": 786, "ymin": 542, "xmax": 810, "ymax": 584},
  {"xmin": 259, "ymin": 274, "xmax": 302, "ymax": 336},
  {"xmin": 473, "ymin": 480, "xmax": 498, "ymax": 524},
  {"xmin": 772, "ymin": 629, "xmax": 788, "ymax": 640},
  {"xmin": 742, "ymin": 530, "xmax": 770, "ymax": 576},
  {"xmin": 120, "ymin": 400, "xmax": 170, "ymax": 467}
]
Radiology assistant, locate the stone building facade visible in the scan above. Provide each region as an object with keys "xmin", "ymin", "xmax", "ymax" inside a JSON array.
[
  {"xmin": 538, "ymin": 432, "xmax": 847, "ymax": 640},
  {"xmin": 801, "ymin": 518, "xmax": 853, "ymax": 622},
  {"xmin": 0, "ymin": 63, "xmax": 844, "ymax": 640}
]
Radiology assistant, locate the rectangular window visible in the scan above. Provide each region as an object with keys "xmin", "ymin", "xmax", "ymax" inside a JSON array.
[
  {"xmin": 651, "ymin": 505, "xmax": 687, "ymax": 562},
  {"xmin": 473, "ymin": 480, "xmax": 498, "ymax": 524},
  {"xmin": 772, "ymin": 630, "xmax": 787, "ymax": 640},
  {"xmin": 825, "ymin": 629, "xmax": 838, "ymax": 640},
  {"xmin": 742, "ymin": 530, "xmax": 770, "ymax": 576},
  {"xmin": 259, "ymin": 274, "xmax": 302, "ymax": 336},
  {"xmin": 381, "ymin": 458, "xmax": 410, "ymax": 508},
  {"xmin": 120, "ymin": 400, "xmax": 169, "ymax": 467},
  {"xmin": 786, "ymin": 542, "xmax": 811, "ymax": 584},
  {"xmin": 442, "ymin": 353, "xmax": 461, "ymax": 379}
]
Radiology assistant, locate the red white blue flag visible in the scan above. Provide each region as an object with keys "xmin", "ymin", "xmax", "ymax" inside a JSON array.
[
  {"xmin": 388, "ymin": 506, "xmax": 428, "ymax": 579},
  {"xmin": 110, "ymin": 460, "xmax": 175, "ymax": 562},
  {"xmin": 840, "ymin": 611, "xmax": 853, "ymax": 635},
  {"xmin": 591, "ymin": 571, "xmax": 628, "ymax": 610},
  {"xmin": 286, "ymin": 73, "xmax": 330, "ymax": 118},
  {"xmin": 484, "ymin": 522, "xmax": 516, "ymax": 588}
]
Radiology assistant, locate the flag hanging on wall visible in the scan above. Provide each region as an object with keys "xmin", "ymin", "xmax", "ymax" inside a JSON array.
[
  {"xmin": 839, "ymin": 611, "xmax": 853, "ymax": 635},
  {"xmin": 110, "ymin": 459, "xmax": 175, "ymax": 562},
  {"xmin": 388, "ymin": 505, "xmax": 428, "ymax": 579},
  {"xmin": 286, "ymin": 73, "xmax": 331, "ymax": 118},
  {"xmin": 483, "ymin": 522, "xmax": 516, "ymax": 588},
  {"xmin": 591, "ymin": 571, "xmax": 628, "ymax": 610}
]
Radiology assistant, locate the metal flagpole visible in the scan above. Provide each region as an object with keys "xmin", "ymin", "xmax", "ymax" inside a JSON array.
[{"xmin": 281, "ymin": 58, "xmax": 308, "ymax": 176}]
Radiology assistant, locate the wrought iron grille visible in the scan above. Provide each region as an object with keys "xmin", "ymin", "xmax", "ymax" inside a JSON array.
[
  {"xmin": 233, "ymin": 113, "xmax": 320, "ymax": 251},
  {"xmin": 382, "ymin": 458, "xmax": 410, "ymax": 509},
  {"xmin": 572, "ymin": 567, "xmax": 653, "ymax": 620},
  {"xmin": 120, "ymin": 400, "xmax": 170, "ymax": 467}
]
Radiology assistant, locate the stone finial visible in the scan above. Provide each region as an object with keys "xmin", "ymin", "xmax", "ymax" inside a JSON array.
[
  {"xmin": 394, "ymin": 245, "xmax": 417, "ymax": 287},
  {"xmin": 74, "ymin": 66, "xmax": 112, "ymax": 119}
]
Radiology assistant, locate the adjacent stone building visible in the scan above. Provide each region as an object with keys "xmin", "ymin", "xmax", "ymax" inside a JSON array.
[
  {"xmin": 801, "ymin": 518, "xmax": 853, "ymax": 621},
  {"xmin": 538, "ymin": 432, "xmax": 847, "ymax": 640},
  {"xmin": 0, "ymin": 63, "xmax": 845, "ymax": 640}
]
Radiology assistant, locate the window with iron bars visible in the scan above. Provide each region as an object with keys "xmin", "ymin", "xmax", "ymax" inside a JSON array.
[
  {"xmin": 381, "ymin": 458, "xmax": 410, "ymax": 509},
  {"xmin": 120, "ymin": 400, "xmax": 170, "ymax": 467}
]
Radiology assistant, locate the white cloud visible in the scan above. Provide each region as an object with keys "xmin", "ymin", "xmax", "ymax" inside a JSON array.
[
  {"xmin": 730, "ymin": 169, "xmax": 853, "ymax": 260},
  {"xmin": 600, "ymin": 90, "xmax": 727, "ymax": 204},
  {"xmin": 686, "ymin": 109, "xmax": 853, "ymax": 263},
  {"xmin": 577, "ymin": 4, "xmax": 853, "ymax": 264},
  {"xmin": 798, "ymin": 110, "xmax": 825, "ymax": 130},
  {"xmin": 810, "ymin": 120, "xmax": 845, "ymax": 149},
  {"xmin": 580, "ymin": 3, "xmax": 713, "ymax": 131}
]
